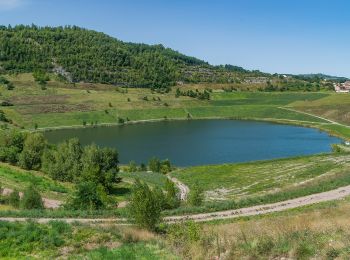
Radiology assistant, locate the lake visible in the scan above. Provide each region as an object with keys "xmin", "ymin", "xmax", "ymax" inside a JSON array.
[{"xmin": 44, "ymin": 120, "xmax": 341, "ymax": 166}]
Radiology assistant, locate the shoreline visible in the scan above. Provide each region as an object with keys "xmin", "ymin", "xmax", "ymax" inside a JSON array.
[{"xmin": 33, "ymin": 115, "xmax": 349, "ymax": 142}]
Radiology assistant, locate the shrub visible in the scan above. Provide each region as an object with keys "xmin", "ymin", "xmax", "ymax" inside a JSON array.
[
  {"xmin": 18, "ymin": 133, "xmax": 46, "ymax": 170},
  {"xmin": 127, "ymin": 179, "xmax": 162, "ymax": 230},
  {"xmin": 21, "ymin": 184, "xmax": 44, "ymax": 210},
  {"xmin": 188, "ymin": 182, "xmax": 204, "ymax": 206},
  {"xmin": 42, "ymin": 138, "xmax": 82, "ymax": 182},
  {"xmin": 164, "ymin": 179, "xmax": 180, "ymax": 209},
  {"xmin": 65, "ymin": 181, "xmax": 105, "ymax": 210},
  {"xmin": 8, "ymin": 189, "xmax": 20, "ymax": 208}
]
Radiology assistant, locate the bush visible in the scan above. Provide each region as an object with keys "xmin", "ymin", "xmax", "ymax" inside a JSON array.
[
  {"xmin": 42, "ymin": 138, "xmax": 82, "ymax": 182},
  {"xmin": 164, "ymin": 179, "xmax": 180, "ymax": 209},
  {"xmin": 128, "ymin": 179, "xmax": 162, "ymax": 230},
  {"xmin": 65, "ymin": 181, "xmax": 105, "ymax": 210},
  {"xmin": 188, "ymin": 182, "xmax": 204, "ymax": 206},
  {"xmin": 8, "ymin": 189, "xmax": 20, "ymax": 208},
  {"xmin": 0, "ymin": 130, "xmax": 25, "ymax": 164},
  {"xmin": 18, "ymin": 133, "xmax": 46, "ymax": 170},
  {"xmin": 21, "ymin": 184, "xmax": 44, "ymax": 210}
]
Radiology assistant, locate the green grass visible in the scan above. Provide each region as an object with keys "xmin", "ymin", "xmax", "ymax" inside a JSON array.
[
  {"xmin": 74, "ymin": 242, "xmax": 178, "ymax": 260},
  {"xmin": 0, "ymin": 73, "xmax": 338, "ymax": 131},
  {"xmin": 172, "ymin": 153, "xmax": 350, "ymax": 201},
  {"xmin": 0, "ymin": 163, "xmax": 72, "ymax": 199},
  {"xmin": 0, "ymin": 220, "xmax": 176, "ymax": 259},
  {"xmin": 119, "ymin": 171, "xmax": 169, "ymax": 189},
  {"xmin": 166, "ymin": 167, "xmax": 350, "ymax": 216}
]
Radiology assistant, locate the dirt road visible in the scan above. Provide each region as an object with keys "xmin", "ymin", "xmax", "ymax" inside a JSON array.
[
  {"xmin": 168, "ymin": 176, "xmax": 190, "ymax": 201},
  {"xmin": 1, "ymin": 184, "xmax": 350, "ymax": 224}
]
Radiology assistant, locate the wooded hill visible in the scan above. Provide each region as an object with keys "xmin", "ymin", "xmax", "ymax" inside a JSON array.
[{"xmin": 0, "ymin": 25, "xmax": 342, "ymax": 90}]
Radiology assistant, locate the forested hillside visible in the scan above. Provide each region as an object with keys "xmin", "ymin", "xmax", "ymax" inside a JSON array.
[
  {"xmin": 0, "ymin": 25, "xmax": 251, "ymax": 88},
  {"xmin": 0, "ymin": 25, "xmax": 342, "ymax": 90}
]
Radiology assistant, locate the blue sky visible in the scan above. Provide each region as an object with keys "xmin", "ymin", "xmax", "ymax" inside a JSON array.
[{"xmin": 1, "ymin": 0, "xmax": 350, "ymax": 77}]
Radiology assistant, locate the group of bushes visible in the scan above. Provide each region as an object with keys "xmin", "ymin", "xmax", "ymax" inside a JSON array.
[
  {"xmin": 0, "ymin": 130, "xmax": 120, "ymax": 210},
  {"xmin": 125, "ymin": 157, "xmax": 173, "ymax": 174},
  {"xmin": 175, "ymin": 88, "xmax": 210, "ymax": 100},
  {"xmin": 0, "ymin": 183, "xmax": 44, "ymax": 210}
]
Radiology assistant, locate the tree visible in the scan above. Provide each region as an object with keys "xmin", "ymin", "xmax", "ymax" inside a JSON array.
[
  {"xmin": 42, "ymin": 138, "xmax": 82, "ymax": 181},
  {"xmin": 80, "ymin": 144, "xmax": 119, "ymax": 191},
  {"xmin": 0, "ymin": 130, "xmax": 25, "ymax": 164},
  {"xmin": 8, "ymin": 189, "xmax": 20, "ymax": 208},
  {"xmin": 128, "ymin": 160, "xmax": 137, "ymax": 172},
  {"xmin": 18, "ymin": 133, "xmax": 46, "ymax": 170},
  {"xmin": 21, "ymin": 184, "xmax": 44, "ymax": 209},
  {"xmin": 148, "ymin": 157, "xmax": 161, "ymax": 172},
  {"xmin": 188, "ymin": 182, "xmax": 204, "ymax": 206},
  {"xmin": 160, "ymin": 159, "xmax": 172, "ymax": 174},
  {"xmin": 164, "ymin": 179, "xmax": 180, "ymax": 209},
  {"xmin": 128, "ymin": 180, "xmax": 162, "ymax": 230},
  {"xmin": 65, "ymin": 181, "xmax": 105, "ymax": 210}
]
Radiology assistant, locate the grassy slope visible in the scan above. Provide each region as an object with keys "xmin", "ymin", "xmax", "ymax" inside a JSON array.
[
  {"xmin": 0, "ymin": 73, "xmax": 338, "ymax": 130},
  {"xmin": 0, "ymin": 163, "xmax": 72, "ymax": 200},
  {"xmin": 172, "ymin": 153, "xmax": 350, "ymax": 201},
  {"xmin": 0, "ymin": 221, "xmax": 177, "ymax": 259},
  {"xmin": 172, "ymin": 197, "xmax": 350, "ymax": 259}
]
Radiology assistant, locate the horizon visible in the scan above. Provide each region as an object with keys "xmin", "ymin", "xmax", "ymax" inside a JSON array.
[{"xmin": 0, "ymin": 0, "xmax": 350, "ymax": 77}]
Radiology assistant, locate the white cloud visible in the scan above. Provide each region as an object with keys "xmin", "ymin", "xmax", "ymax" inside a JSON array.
[{"xmin": 0, "ymin": 0, "xmax": 24, "ymax": 10}]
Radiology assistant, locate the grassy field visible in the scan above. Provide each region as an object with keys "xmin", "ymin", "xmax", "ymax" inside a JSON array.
[
  {"xmin": 172, "ymin": 153, "xmax": 350, "ymax": 202},
  {"xmin": 0, "ymin": 163, "xmax": 72, "ymax": 200},
  {"xmin": 1, "ymin": 73, "xmax": 345, "ymax": 129},
  {"xmin": 291, "ymin": 93, "xmax": 350, "ymax": 125},
  {"xmin": 168, "ymin": 196, "xmax": 350, "ymax": 259},
  {"xmin": 0, "ymin": 220, "xmax": 177, "ymax": 259}
]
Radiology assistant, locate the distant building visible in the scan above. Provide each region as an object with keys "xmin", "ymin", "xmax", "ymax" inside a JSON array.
[{"xmin": 334, "ymin": 81, "xmax": 350, "ymax": 93}]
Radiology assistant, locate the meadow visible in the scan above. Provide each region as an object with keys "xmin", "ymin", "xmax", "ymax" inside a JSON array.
[
  {"xmin": 172, "ymin": 153, "xmax": 350, "ymax": 201},
  {"xmin": 2, "ymin": 73, "xmax": 349, "ymax": 136}
]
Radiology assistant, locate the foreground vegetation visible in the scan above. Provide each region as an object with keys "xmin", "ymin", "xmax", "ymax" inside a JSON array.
[{"xmin": 0, "ymin": 220, "xmax": 176, "ymax": 259}]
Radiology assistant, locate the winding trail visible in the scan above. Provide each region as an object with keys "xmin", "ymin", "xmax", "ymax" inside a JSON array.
[
  {"xmin": 168, "ymin": 176, "xmax": 190, "ymax": 201},
  {"xmin": 279, "ymin": 106, "xmax": 350, "ymax": 127},
  {"xmin": 1, "ymin": 184, "xmax": 350, "ymax": 224}
]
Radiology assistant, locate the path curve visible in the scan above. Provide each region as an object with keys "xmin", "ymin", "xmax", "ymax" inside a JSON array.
[
  {"xmin": 279, "ymin": 106, "xmax": 350, "ymax": 127},
  {"xmin": 1, "ymin": 185, "xmax": 350, "ymax": 224},
  {"xmin": 168, "ymin": 176, "xmax": 190, "ymax": 201}
]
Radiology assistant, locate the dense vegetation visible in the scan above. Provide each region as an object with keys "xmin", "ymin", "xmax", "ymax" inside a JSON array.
[{"xmin": 0, "ymin": 25, "xmax": 340, "ymax": 91}]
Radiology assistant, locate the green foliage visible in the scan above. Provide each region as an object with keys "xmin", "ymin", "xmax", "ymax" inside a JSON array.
[
  {"xmin": 8, "ymin": 189, "xmax": 20, "ymax": 208},
  {"xmin": 128, "ymin": 179, "xmax": 162, "ymax": 230},
  {"xmin": 0, "ymin": 110, "xmax": 9, "ymax": 122},
  {"xmin": 21, "ymin": 184, "xmax": 44, "ymax": 209},
  {"xmin": 167, "ymin": 221, "xmax": 202, "ymax": 244},
  {"xmin": 149, "ymin": 157, "xmax": 161, "ymax": 172},
  {"xmin": 148, "ymin": 157, "xmax": 172, "ymax": 174},
  {"xmin": 127, "ymin": 160, "xmax": 138, "ymax": 172},
  {"xmin": 80, "ymin": 144, "xmax": 119, "ymax": 191},
  {"xmin": 1, "ymin": 25, "xmax": 327, "ymax": 90},
  {"xmin": 33, "ymin": 69, "xmax": 49, "ymax": 84},
  {"xmin": 65, "ymin": 181, "xmax": 105, "ymax": 210},
  {"xmin": 18, "ymin": 132, "xmax": 46, "ymax": 170},
  {"xmin": 188, "ymin": 182, "xmax": 204, "ymax": 206},
  {"xmin": 42, "ymin": 138, "xmax": 82, "ymax": 182},
  {"xmin": 0, "ymin": 130, "xmax": 25, "ymax": 164},
  {"xmin": 164, "ymin": 179, "xmax": 180, "ymax": 209}
]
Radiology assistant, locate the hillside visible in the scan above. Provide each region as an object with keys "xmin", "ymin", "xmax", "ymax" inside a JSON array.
[
  {"xmin": 0, "ymin": 25, "xmax": 338, "ymax": 91},
  {"xmin": 0, "ymin": 25, "xmax": 254, "ymax": 88}
]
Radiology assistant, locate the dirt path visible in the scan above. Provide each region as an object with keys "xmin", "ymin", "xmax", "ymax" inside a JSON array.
[
  {"xmin": 168, "ymin": 176, "xmax": 190, "ymax": 201},
  {"xmin": 279, "ymin": 106, "xmax": 350, "ymax": 127},
  {"xmin": 2, "ymin": 184, "xmax": 350, "ymax": 224},
  {"xmin": 1, "ymin": 188, "xmax": 62, "ymax": 209}
]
